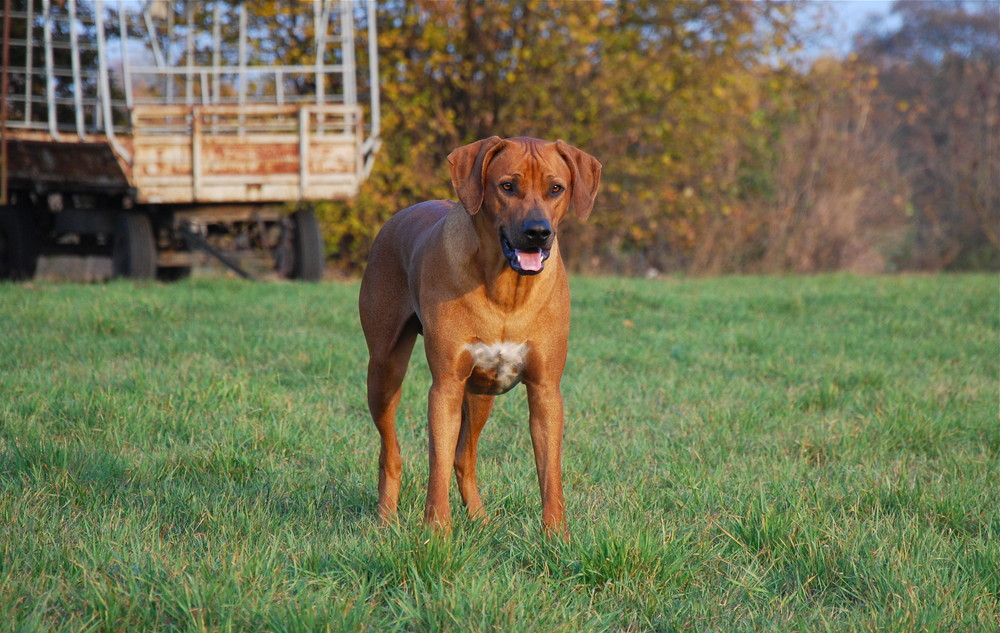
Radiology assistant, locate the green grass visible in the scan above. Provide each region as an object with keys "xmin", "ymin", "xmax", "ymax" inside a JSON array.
[{"xmin": 1, "ymin": 274, "xmax": 997, "ymax": 632}]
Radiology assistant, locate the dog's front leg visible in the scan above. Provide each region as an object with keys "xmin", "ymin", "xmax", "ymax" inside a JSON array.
[
  {"xmin": 526, "ymin": 381, "xmax": 568, "ymax": 538},
  {"xmin": 424, "ymin": 378, "xmax": 465, "ymax": 530}
]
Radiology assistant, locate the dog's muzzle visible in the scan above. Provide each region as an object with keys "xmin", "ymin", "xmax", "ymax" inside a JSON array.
[{"xmin": 500, "ymin": 220, "xmax": 553, "ymax": 275}]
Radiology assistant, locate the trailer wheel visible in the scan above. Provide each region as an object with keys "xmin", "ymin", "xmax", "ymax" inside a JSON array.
[
  {"xmin": 288, "ymin": 208, "xmax": 325, "ymax": 281},
  {"xmin": 0, "ymin": 206, "xmax": 39, "ymax": 281},
  {"xmin": 112, "ymin": 212, "xmax": 157, "ymax": 280}
]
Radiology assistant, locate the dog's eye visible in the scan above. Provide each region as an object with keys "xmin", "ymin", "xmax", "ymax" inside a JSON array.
[
  {"xmin": 500, "ymin": 182, "xmax": 515, "ymax": 193},
  {"xmin": 550, "ymin": 184, "xmax": 564, "ymax": 195}
]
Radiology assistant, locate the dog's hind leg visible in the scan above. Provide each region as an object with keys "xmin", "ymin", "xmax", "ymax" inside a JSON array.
[
  {"xmin": 363, "ymin": 316, "xmax": 419, "ymax": 523},
  {"xmin": 454, "ymin": 393, "xmax": 495, "ymax": 520}
]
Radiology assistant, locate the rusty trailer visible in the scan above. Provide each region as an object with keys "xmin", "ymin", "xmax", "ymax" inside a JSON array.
[{"xmin": 1, "ymin": 0, "xmax": 380, "ymax": 280}]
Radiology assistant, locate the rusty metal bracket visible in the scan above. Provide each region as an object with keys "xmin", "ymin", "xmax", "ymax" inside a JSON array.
[{"xmin": 179, "ymin": 222, "xmax": 255, "ymax": 281}]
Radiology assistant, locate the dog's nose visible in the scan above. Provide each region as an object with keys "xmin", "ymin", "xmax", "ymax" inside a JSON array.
[{"xmin": 522, "ymin": 219, "xmax": 552, "ymax": 245}]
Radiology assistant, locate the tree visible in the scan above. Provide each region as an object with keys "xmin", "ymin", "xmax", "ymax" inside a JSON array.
[
  {"xmin": 854, "ymin": 0, "xmax": 1000, "ymax": 269},
  {"xmin": 319, "ymin": 0, "xmax": 800, "ymax": 271}
]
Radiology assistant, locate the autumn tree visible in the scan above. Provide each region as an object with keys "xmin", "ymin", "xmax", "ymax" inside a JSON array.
[
  {"xmin": 689, "ymin": 57, "xmax": 913, "ymax": 274},
  {"xmin": 854, "ymin": 0, "xmax": 1000, "ymax": 269},
  {"xmin": 318, "ymin": 0, "xmax": 800, "ymax": 271}
]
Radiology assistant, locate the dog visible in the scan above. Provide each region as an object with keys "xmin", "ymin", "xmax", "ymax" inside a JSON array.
[{"xmin": 358, "ymin": 136, "xmax": 601, "ymax": 536}]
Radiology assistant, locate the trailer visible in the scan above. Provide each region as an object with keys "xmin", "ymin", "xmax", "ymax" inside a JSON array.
[{"xmin": 0, "ymin": 0, "xmax": 380, "ymax": 281}]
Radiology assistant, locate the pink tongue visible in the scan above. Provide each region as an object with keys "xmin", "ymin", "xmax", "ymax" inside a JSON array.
[{"xmin": 516, "ymin": 249, "xmax": 543, "ymax": 271}]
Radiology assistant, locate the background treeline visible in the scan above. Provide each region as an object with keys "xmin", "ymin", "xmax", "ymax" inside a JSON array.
[
  {"xmin": 319, "ymin": 0, "xmax": 998, "ymax": 274},
  {"xmin": 16, "ymin": 0, "xmax": 990, "ymax": 274}
]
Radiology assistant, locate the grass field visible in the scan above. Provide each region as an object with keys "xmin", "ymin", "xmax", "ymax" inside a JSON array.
[{"xmin": 1, "ymin": 274, "xmax": 997, "ymax": 632}]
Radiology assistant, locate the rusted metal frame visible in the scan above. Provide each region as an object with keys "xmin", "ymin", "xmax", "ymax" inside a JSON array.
[
  {"xmin": 185, "ymin": 1, "xmax": 195, "ymax": 107},
  {"xmin": 179, "ymin": 222, "xmax": 255, "ymax": 281},
  {"xmin": 299, "ymin": 107, "xmax": 310, "ymax": 199},
  {"xmin": 361, "ymin": 0, "xmax": 381, "ymax": 177},
  {"xmin": 1, "ymin": 0, "xmax": 10, "ymax": 205},
  {"xmin": 133, "ymin": 103, "xmax": 358, "ymax": 122},
  {"xmin": 200, "ymin": 72, "xmax": 210, "ymax": 106},
  {"xmin": 314, "ymin": 0, "xmax": 328, "ymax": 105},
  {"xmin": 212, "ymin": 2, "xmax": 221, "ymax": 104},
  {"xmin": 94, "ymin": 0, "xmax": 130, "ymax": 163},
  {"xmin": 354, "ymin": 111, "xmax": 364, "ymax": 181},
  {"xmin": 129, "ymin": 64, "xmax": 349, "ymax": 103},
  {"xmin": 141, "ymin": 7, "xmax": 166, "ymax": 68},
  {"xmin": 237, "ymin": 2, "xmax": 247, "ymax": 134},
  {"xmin": 95, "ymin": 0, "xmax": 111, "ymax": 129},
  {"xmin": 174, "ymin": 205, "xmax": 283, "ymax": 224},
  {"xmin": 130, "ymin": 64, "xmax": 348, "ymax": 74},
  {"xmin": 166, "ymin": 5, "xmax": 174, "ymax": 103},
  {"xmin": 340, "ymin": 2, "xmax": 360, "ymax": 177},
  {"xmin": 68, "ymin": 0, "xmax": 85, "ymax": 138},
  {"xmin": 192, "ymin": 107, "xmax": 202, "ymax": 201},
  {"xmin": 42, "ymin": 0, "xmax": 61, "ymax": 140},
  {"xmin": 315, "ymin": 0, "xmax": 333, "ymax": 137},
  {"xmin": 24, "ymin": 0, "xmax": 34, "ymax": 125},
  {"xmin": 119, "ymin": 7, "xmax": 132, "ymax": 109},
  {"xmin": 340, "ymin": 1, "xmax": 357, "ymax": 109},
  {"xmin": 237, "ymin": 3, "xmax": 247, "ymax": 106}
]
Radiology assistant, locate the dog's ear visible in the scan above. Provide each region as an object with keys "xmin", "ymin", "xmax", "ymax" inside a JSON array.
[
  {"xmin": 448, "ymin": 136, "xmax": 504, "ymax": 215},
  {"xmin": 555, "ymin": 141, "xmax": 602, "ymax": 222}
]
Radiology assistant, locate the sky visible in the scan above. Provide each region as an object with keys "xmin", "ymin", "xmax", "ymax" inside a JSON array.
[{"xmin": 802, "ymin": 0, "xmax": 899, "ymax": 56}]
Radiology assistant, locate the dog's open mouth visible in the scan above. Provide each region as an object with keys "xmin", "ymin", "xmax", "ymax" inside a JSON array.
[{"xmin": 500, "ymin": 231, "xmax": 550, "ymax": 275}]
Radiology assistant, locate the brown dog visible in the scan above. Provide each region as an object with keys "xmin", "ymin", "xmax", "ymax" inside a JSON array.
[{"xmin": 358, "ymin": 136, "xmax": 601, "ymax": 536}]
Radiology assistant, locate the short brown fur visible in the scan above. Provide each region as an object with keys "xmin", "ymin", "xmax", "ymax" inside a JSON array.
[{"xmin": 359, "ymin": 136, "xmax": 601, "ymax": 536}]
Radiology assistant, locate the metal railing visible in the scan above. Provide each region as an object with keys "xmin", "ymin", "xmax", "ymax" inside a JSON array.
[{"xmin": 1, "ymin": 0, "xmax": 380, "ymax": 170}]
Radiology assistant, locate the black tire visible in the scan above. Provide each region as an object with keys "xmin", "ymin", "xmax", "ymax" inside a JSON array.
[
  {"xmin": 0, "ymin": 206, "xmax": 39, "ymax": 281},
  {"xmin": 112, "ymin": 212, "xmax": 157, "ymax": 280},
  {"xmin": 289, "ymin": 208, "xmax": 324, "ymax": 281}
]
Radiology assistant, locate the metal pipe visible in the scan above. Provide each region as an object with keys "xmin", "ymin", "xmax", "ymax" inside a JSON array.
[
  {"xmin": 181, "ymin": 223, "xmax": 256, "ymax": 281},
  {"xmin": 238, "ymin": 2, "xmax": 247, "ymax": 105},
  {"xmin": 314, "ymin": 0, "xmax": 327, "ymax": 105},
  {"xmin": 299, "ymin": 107, "xmax": 309, "ymax": 199},
  {"xmin": 192, "ymin": 107, "xmax": 201, "ymax": 200},
  {"xmin": 130, "ymin": 64, "xmax": 349, "ymax": 77},
  {"xmin": 1, "ymin": 0, "xmax": 11, "ymax": 205},
  {"xmin": 119, "ymin": 5, "xmax": 133, "ymax": 109},
  {"xmin": 94, "ymin": 0, "xmax": 131, "ymax": 163},
  {"xmin": 68, "ymin": 0, "xmax": 84, "ymax": 138},
  {"xmin": 166, "ymin": 3, "xmax": 174, "ymax": 103},
  {"xmin": 238, "ymin": 2, "xmax": 247, "ymax": 133},
  {"xmin": 24, "ymin": 0, "xmax": 33, "ymax": 124},
  {"xmin": 185, "ymin": 0, "xmax": 194, "ymax": 106},
  {"xmin": 366, "ymin": 0, "xmax": 380, "ymax": 144},
  {"xmin": 340, "ymin": 0, "xmax": 356, "ymax": 107},
  {"xmin": 212, "ymin": 1, "xmax": 221, "ymax": 103},
  {"xmin": 142, "ymin": 5, "xmax": 166, "ymax": 68},
  {"xmin": 95, "ymin": 0, "xmax": 111, "ymax": 131},
  {"xmin": 42, "ymin": 0, "xmax": 61, "ymax": 139}
]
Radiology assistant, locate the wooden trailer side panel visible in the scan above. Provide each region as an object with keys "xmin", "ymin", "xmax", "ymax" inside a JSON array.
[{"xmin": 130, "ymin": 104, "xmax": 364, "ymax": 204}]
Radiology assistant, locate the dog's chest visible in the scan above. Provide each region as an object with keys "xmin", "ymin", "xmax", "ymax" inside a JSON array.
[{"xmin": 465, "ymin": 341, "xmax": 528, "ymax": 395}]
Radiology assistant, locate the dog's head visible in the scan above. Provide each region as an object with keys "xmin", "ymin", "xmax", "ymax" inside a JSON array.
[{"xmin": 448, "ymin": 136, "xmax": 602, "ymax": 275}]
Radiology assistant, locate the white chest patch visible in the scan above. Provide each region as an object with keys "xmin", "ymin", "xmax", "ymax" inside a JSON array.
[{"xmin": 465, "ymin": 341, "xmax": 529, "ymax": 395}]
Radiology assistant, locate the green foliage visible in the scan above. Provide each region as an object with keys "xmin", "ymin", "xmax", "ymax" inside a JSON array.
[{"xmin": 1, "ymin": 274, "xmax": 997, "ymax": 630}]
